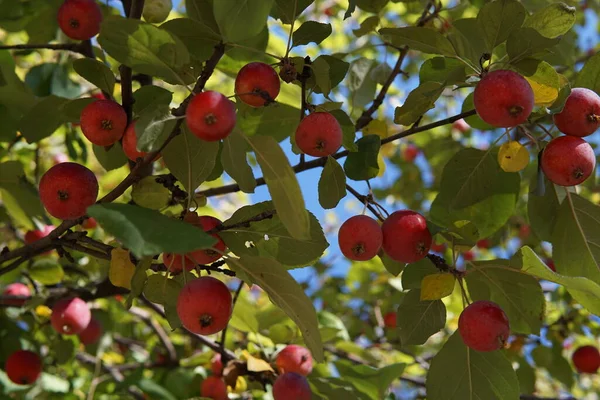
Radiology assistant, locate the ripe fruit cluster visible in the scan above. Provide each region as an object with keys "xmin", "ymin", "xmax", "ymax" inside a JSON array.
[
  {"xmin": 272, "ymin": 345, "xmax": 313, "ymax": 399},
  {"xmin": 338, "ymin": 210, "xmax": 432, "ymax": 264},
  {"xmin": 541, "ymin": 88, "xmax": 599, "ymax": 187}
]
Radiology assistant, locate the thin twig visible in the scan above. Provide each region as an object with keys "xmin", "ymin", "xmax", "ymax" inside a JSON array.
[
  {"xmin": 129, "ymin": 306, "xmax": 177, "ymax": 363},
  {"xmin": 219, "ymin": 280, "xmax": 244, "ymax": 362},
  {"xmin": 0, "ymin": 42, "xmax": 88, "ymax": 55}
]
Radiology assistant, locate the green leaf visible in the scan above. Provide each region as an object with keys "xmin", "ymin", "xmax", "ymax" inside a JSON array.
[
  {"xmin": 511, "ymin": 247, "xmax": 600, "ymax": 316},
  {"xmin": 306, "ymin": 55, "xmax": 350, "ymax": 95},
  {"xmin": 347, "ymin": 58, "xmax": 377, "ymax": 110},
  {"xmin": 247, "ymin": 136, "xmax": 310, "ymax": 240},
  {"xmin": 466, "ymin": 260, "xmax": 544, "ymax": 334},
  {"xmin": 72, "ymin": 58, "xmax": 115, "ymax": 95},
  {"xmin": 379, "ymin": 252, "xmax": 405, "ymax": 277},
  {"xmin": 531, "ymin": 345, "xmax": 574, "ymax": 388},
  {"xmin": 506, "ymin": 28, "xmax": 560, "ymax": 62},
  {"xmin": 552, "ymin": 193, "xmax": 600, "ymax": 285},
  {"xmin": 138, "ymin": 379, "xmax": 178, "ymax": 400},
  {"xmin": 97, "ymin": 16, "xmax": 190, "ymax": 85},
  {"xmin": 270, "ymin": 0, "xmax": 314, "ymax": 24},
  {"xmin": 447, "ymin": 18, "xmax": 487, "ymax": 69},
  {"xmin": 143, "ymin": 274, "xmax": 182, "ymax": 306},
  {"xmin": 237, "ymin": 102, "xmax": 300, "ymax": 143},
  {"xmin": 214, "ymin": 0, "xmax": 274, "ymax": 43},
  {"xmin": 419, "ymin": 57, "xmax": 467, "ymax": 85},
  {"xmin": 462, "ymin": 93, "xmax": 493, "ymax": 130},
  {"xmin": 18, "ymin": 95, "xmax": 69, "ymax": 142},
  {"xmin": 185, "ymin": 0, "xmax": 220, "ymax": 34},
  {"xmin": 0, "ymin": 161, "xmax": 45, "ymax": 228},
  {"xmin": 318, "ymin": 157, "xmax": 346, "ymax": 209},
  {"xmin": 131, "ymin": 176, "xmax": 171, "ymax": 210},
  {"xmin": 61, "ymin": 98, "xmax": 95, "ymax": 123},
  {"xmin": 87, "ymin": 203, "xmax": 217, "ymax": 258},
  {"xmin": 330, "ymin": 109, "xmax": 357, "ymax": 151},
  {"xmin": 29, "ymin": 259, "xmax": 64, "ymax": 285},
  {"xmin": 353, "ymin": 16, "xmax": 379, "ymax": 37},
  {"xmin": 427, "ymin": 332, "xmax": 520, "ymax": 400},
  {"xmin": 162, "ymin": 126, "xmax": 219, "ymax": 193},
  {"xmin": 476, "ymin": 0, "xmax": 527, "ymax": 52},
  {"xmin": 523, "ymin": 3, "xmax": 576, "ymax": 39},
  {"xmin": 311, "ymin": 56, "xmax": 332, "ymax": 96},
  {"xmin": 292, "ymin": 21, "xmax": 332, "ymax": 47},
  {"xmin": 93, "ymin": 143, "xmax": 128, "ymax": 172},
  {"xmin": 516, "ymin": 360, "xmax": 536, "ymax": 395},
  {"xmin": 221, "ymin": 129, "xmax": 256, "ymax": 193},
  {"xmin": 230, "ymin": 255, "xmax": 324, "ymax": 362},
  {"xmin": 396, "ymin": 290, "xmax": 446, "ymax": 346},
  {"xmin": 401, "ymin": 257, "xmax": 439, "ymax": 289},
  {"xmin": 132, "ymin": 85, "xmax": 173, "ymax": 117},
  {"xmin": 219, "ymin": 201, "xmax": 328, "ymax": 267},
  {"xmin": 431, "ymin": 148, "xmax": 520, "ymax": 239},
  {"xmin": 344, "ymin": 135, "xmax": 380, "ymax": 181},
  {"xmin": 25, "ymin": 63, "xmax": 80, "ymax": 99},
  {"xmin": 136, "ymin": 105, "xmax": 178, "ymax": 153},
  {"xmin": 39, "ymin": 373, "xmax": 70, "ymax": 393},
  {"xmin": 310, "ymin": 376, "xmax": 371, "ymax": 400},
  {"xmin": 229, "ymin": 293, "xmax": 260, "ymax": 333},
  {"xmin": 394, "ymin": 82, "xmax": 444, "ymax": 126},
  {"xmin": 379, "ymin": 27, "xmax": 455, "ymax": 56},
  {"xmin": 333, "ymin": 361, "xmax": 406, "ymax": 400},
  {"xmin": 160, "ymin": 18, "xmax": 221, "ymax": 61},
  {"xmin": 527, "ymin": 180, "xmax": 565, "ymax": 242},
  {"xmin": 574, "ymin": 52, "xmax": 600, "ymax": 94},
  {"xmin": 54, "ymin": 337, "xmax": 76, "ymax": 364},
  {"xmin": 127, "ymin": 257, "xmax": 151, "ymax": 309}
]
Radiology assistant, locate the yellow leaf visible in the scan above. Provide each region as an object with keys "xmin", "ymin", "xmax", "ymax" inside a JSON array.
[
  {"xmin": 525, "ymin": 77, "xmax": 559, "ymax": 106},
  {"xmin": 363, "ymin": 119, "xmax": 388, "ymax": 138},
  {"xmin": 101, "ymin": 351, "xmax": 125, "ymax": 365},
  {"xmin": 377, "ymin": 152, "xmax": 386, "ymax": 177},
  {"xmin": 229, "ymin": 376, "xmax": 248, "ymax": 394},
  {"xmin": 35, "ymin": 305, "xmax": 52, "ymax": 318},
  {"xmin": 498, "ymin": 141, "xmax": 529, "ymax": 173},
  {"xmin": 241, "ymin": 350, "xmax": 274, "ymax": 372},
  {"xmin": 109, "ymin": 248, "xmax": 136, "ymax": 290},
  {"xmin": 420, "ymin": 274, "xmax": 455, "ymax": 300}
]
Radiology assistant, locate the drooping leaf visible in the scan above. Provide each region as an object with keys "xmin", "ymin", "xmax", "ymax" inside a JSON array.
[
  {"xmin": 419, "ymin": 57, "xmax": 467, "ymax": 86},
  {"xmin": 427, "ymin": 332, "xmax": 520, "ymax": 400},
  {"xmin": 72, "ymin": 58, "xmax": 116, "ymax": 95},
  {"xmin": 247, "ymin": 136, "xmax": 310, "ymax": 240},
  {"xmin": 476, "ymin": 0, "xmax": 527, "ymax": 52},
  {"xmin": 552, "ymin": 193, "xmax": 600, "ymax": 285},
  {"xmin": 394, "ymin": 82, "xmax": 444, "ymax": 126},
  {"xmin": 132, "ymin": 85, "xmax": 173, "ymax": 117},
  {"xmin": 214, "ymin": 0, "xmax": 274, "ymax": 43},
  {"xmin": 318, "ymin": 157, "xmax": 346, "ymax": 209},
  {"xmin": 292, "ymin": 21, "xmax": 332, "ymax": 47},
  {"xmin": 0, "ymin": 161, "xmax": 45, "ymax": 229},
  {"xmin": 160, "ymin": 18, "xmax": 221, "ymax": 61},
  {"xmin": 221, "ymin": 129, "xmax": 256, "ymax": 193},
  {"xmin": 344, "ymin": 135, "xmax": 381, "ymax": 181},
  {"xmin": 230, "ymin": 255, "xmax": 324, "ymax": 362},
  {"xmin": 527, "ymin": 180, "xmax": 565, "ymax": 242},
  {"xmin": 353, "ymin": 16, "xmax": 379, "ymax": 37},
  {"xmin": 401, "ymin": 258, "xmax": 439, "ymax": 289},
  {"xmin": 333, "ymin": 361, "xmax": 407, "ymax": 400},
  {"xmin": 136, "ymin": 104, "xmax": 178, "ymax": 153},
  {"xmin": 523, "ymin": 3, "xmax": 576, "ymax": 39},
  {"xmin": 396, "ymin": 289, "xmax": 446, "ymax": 346},
  {"xmin": 379, "ymin": 27, "xmax": 455, "ymax": 57},
  {"xmin": 19, "ymin": 95, "xmax": 69, "ymax": 142},
  {"xmin": 506, "ymin": 28, "xmax": 560, "ymax": 63},
  {"xmin": 237, "ymin": 102, "xmax": 301, "ymax": 143},
  {"xmin": 109, "ymin": 248, "xmax": 136, "ymax": 290},
  {"xmin": 162, "ymin": 126, "xmax": 219, "ymax": 193},
  {"xmin": 574, "ymin": 52, "xmax": 600, "ymax": 94},
  {"xmin": 420, "ymin": 273, "xmax": 455, "ymax": 301},
  {"xmin": 270, "ymin": 0, "xmax": 314, "ymax": 24},
  {"xmin": 97, "ymin": 16, "xmax": 191, "ymax": 85},
  {"xmin": 87, "ymin": 203, "xmax": 217, "ymax": 258},
  {"xmin": 143, "ymin": 274, "xmax": 182, "ymax": 306},
  {"xmin": 93, "ymin": 144, "xmax": 129, "ymax": 172}
]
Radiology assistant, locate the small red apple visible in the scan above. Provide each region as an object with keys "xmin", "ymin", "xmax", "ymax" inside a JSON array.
[
  {"xmin": 382, "ymin": 210, "xmax": 432, "ymax": 263},
  {"xmin": 2, "ymin": 283, "xmax": 31, "ymax": 307},
  {"xmin": 51, "ymin": 297, "xmax": 92, "ymax": 335},
  {"xmin": 201, "ymin": 376, "xmax": 228, "ymax": 400},
  {"xmin": 276, "ymin": 345, "xmax": 313, "ymax": 376},
  {"xmin": 57, "ymin": 0, "xmax": 103, "ymax": 41},
  {"xmin": 458, "ymin": 300, "xmax": 510, "ymax": 352},
  {"xmin": 4, "ymin": 350, "xmax": 42, "ymax": 385},
  {"xmin": 402, "ymin": 144, "xmax": 420, "ymax": 162},
  {"xmin": 383, "ymin": 311, "xmax": 397, "ymax": 328},
  {"xmin": 338, "ymin": 215, "xmax": 383, "ymax": 261},
  {"xmin": 572, "ymin": 345, "xmax": 600, "ymax": 373},
  {"xmin": 295, "ymin": 112, "xmax": 342, "ymax": 157},
  {"xmin": 176, "ymin": 277, "xmax": 232, "ymax": 335},
  {"xmin": 78, "ymin": 317, "xmax": 102, "ymax": 345},
  {"xmin": 186, "ymin": 91, "xmax": 236, "ymax": 142},
  {"xmin": 273, "ymin": 372, "xmax": 311, "ymax": 400},
  {"xmin": 80, "ymin": 100, "xmax": 127, "ymax": 146},
  {"xmin": 235, "ymin": 62, "xmax": 281, "ymax": 107}
]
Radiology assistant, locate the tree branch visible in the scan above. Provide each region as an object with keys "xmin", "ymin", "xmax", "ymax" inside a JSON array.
[
  {"xmin": 129, "ymin": 306, "xmax": 177, "ymax": 363},
  {"xmin": 0, "ymin": 42, "xmax": 89, "ymax": 55},
  {"xmin": 197, "ymin": 109, "xmax": 477, "ymax": 198}
]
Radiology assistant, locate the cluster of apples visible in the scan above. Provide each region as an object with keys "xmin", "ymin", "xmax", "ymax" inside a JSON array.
[
  {"xmin": 338, "ymin": 210, "xmax": 432, "ymax": 264},
  {"xmin": 473, "ymin": 69, "xmax": 598, "ymax": 187},
  {"xmin": 2, "ymin": 294, "xmax": 102, "ymax": 385}
]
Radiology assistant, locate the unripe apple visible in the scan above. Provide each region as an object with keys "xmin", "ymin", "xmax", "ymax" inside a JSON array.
[
  {"xmin": 78, "ymin": 317, "xmax": 102, "ymax": 345},
  {"xmin": 541, "ymin": 136, "xmax": 595, "ymax": 186},
  {"xmin": 383, "ymin": 311, "xmax": 396, "ymax": 328},
  {"xmin": 273, "ymin": 372, "xmax": 311, "ymax": 400},
  {"xmin": 338, "ymin": 215, "xmax": 383, "ymax": 261},
  {"xmin": 39, "ymin": 162, "xmax": 99, "ymax": 220},
  {"xmin": 176, "ymin": 277, "xmax": 232, "ymax": 335},
  {"xmin": 381, "ymin": 210, "xmax": 432, "ymax": 263},
  {"xmin": 5, "ymin": 350, "xmax": 42, "ymax": 385},
  {"xmin": 235, "ymin": 62, "xmax": 281, "ymax": 107},
  {"xmin": 295, "ymin": 112, "xmax": 343, "ymax": 157},
  {"xmin": 276, "ymin": 345, "xmax": 313, "ymax": 376},
  {"xmin": 57, "ymin": 0, "xmax": 103, "ymax": 40},
  {"xmin": 458, "ymin": 300, "xmax": 510, "ymax": 352},
  {"xmin": 51, "ymin": 297, "xmax": 92, "ymax": 335},
  {"xmin": 80, "ymin": 100, "xmax": 127, "ymax": 146},
  {"xmin": 2, "ymin": 283, "xmax": 31, "ymax": 307},
  {"xmin": 186, "ymin": 91, "xmax": 236, "ymax": 142},
  {"xmin": 142, "ymin": 0, "xmax": 172, "ymax": 23},
  {"xmin": 553, "ymin": 88, "xmax": 600, "ymax": 137},
  {"xmin": 473, "ymin": 70, "xmax": 534, "ymax": 128},
  {"xmin": 572, "ymin": 345, "xmax": 600, "ymax": 373}
]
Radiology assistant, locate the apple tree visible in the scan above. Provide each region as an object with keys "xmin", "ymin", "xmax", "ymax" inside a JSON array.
[{"xmin": 1, "ymin": 0, "xmax": 600, "ymax": 399}]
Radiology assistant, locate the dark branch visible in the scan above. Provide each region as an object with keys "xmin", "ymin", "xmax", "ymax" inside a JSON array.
[
  {"xmin": 129, "ymin": 306, "xmax": 177, "ymax": 363},
  {"xmin": 0, "ymin": 42, "xmax": 88, "ymax": 55}
]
